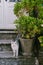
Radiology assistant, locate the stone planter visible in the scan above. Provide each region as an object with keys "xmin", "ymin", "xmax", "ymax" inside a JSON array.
[{"xmin": 20, "ymin": 38, "xmax": 33, "ymax": 55}]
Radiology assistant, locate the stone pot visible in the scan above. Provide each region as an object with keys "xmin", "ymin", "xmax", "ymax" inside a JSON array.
[{"xmin": 20, "ymin": 38, "xmax": 33, "ymax": 56}]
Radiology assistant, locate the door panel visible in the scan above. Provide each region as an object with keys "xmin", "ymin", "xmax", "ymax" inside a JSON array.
[
  {"xmin": 0, "ymin": 0, "xmax": 17, "ymax": 25},
  {"xmin": 0, "ymin": 0, "xmax": 3, "ymax": 24},
  {"xmin": 4, "ymin": 0, "xmax": 17, "ymax": 24}
]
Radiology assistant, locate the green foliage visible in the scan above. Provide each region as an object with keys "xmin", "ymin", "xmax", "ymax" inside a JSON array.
[
  {"xmin": 14, "ymin": 0, "xmax": 30, "ymax": 16},
  {"xmin": 14, "ymin": 0, "xmax": 43, "ymax": 39},
  {"xmin": 14, "ymin": 0, "xmax": 43, "ymax": 16},
  {"xmin": 39, "ymin": 36, "xmax": 43, "ymax": 46},
  {"xmin": 38, "ymin": 6, "xmax": 43, "ymax": 19},
  {"xmin": 14, "ymin": 2, "xmax": 22, "ymax": 16},
  {"xmin": 14, "ymin": 16, "xmax": 43, "ymax": 38}
]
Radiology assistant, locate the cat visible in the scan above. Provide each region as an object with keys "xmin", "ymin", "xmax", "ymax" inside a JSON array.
[{"xmin": 11, "ymin": 40, "xmax": 19, "ymax": 57}]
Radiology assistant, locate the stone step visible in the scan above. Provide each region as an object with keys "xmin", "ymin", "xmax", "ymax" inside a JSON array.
[
  {"xmin": 38, "ymin": 52, "xmax": 43, "ymax": 65},
  {"xmin": 0, "ymin": 58, "xmax": 35, "ymax": 65},
  {"xmin": 39, "ymin": 57, "xmax": 43, "ymax": 65},
  {"xmin": 0, "ymin": 51, "xmax": 14, "ymax": 58},
  {"xmin": 0, "ymin": 51, "xmax": 12, "ymax": 54},
  {"xmin": 40, "ymin": 47, "xmax": 43, "ymax": 51},
  {"xmin": 0, "ymin": 51, "xmax": 43, "ymax": 58},
  {"xmin": 0, "ymin": 40, "xmax": 12, "ymax": 44},
  {"xmin": 0, "ymin": 52, "xmax": 43, "ymax": 65},
  {"xmin": 39, "ymin": 52, "xmax": 43, "ymax": 57}
]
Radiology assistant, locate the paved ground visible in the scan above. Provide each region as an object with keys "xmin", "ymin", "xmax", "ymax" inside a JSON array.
[
  {"xmin": 0, "ymin": 55, "xmax": 43, "ymax": 65},
  {"xmin": 0, "ymin": 57, "xmax": 35, "ymax": 65},
  {"xmin": 0, "ymin": 47, "xmax": 43, "ymax": 65}
]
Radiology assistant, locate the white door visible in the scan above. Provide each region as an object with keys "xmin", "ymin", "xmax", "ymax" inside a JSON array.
[
  {"xmin": 0, "ymin": 0, "xmax": 3, "ymax": 24},
  {"xmin": 0, "ymin": 0, "xmax": 17, "ymax": 26}
]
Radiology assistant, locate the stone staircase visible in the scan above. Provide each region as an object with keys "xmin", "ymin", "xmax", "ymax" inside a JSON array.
[
  {"xmin": 0, "ymin": 39, "xmax": 19, "ymax": 58},
  {"xmin": 0, "ymin": 51, "xmax": 13, "ymax": 58},
  {"xmin": 0, "ymin": 46, "xmax": 42, "ymax": 65},
  {"xmin": 0, "ymin": 29, "xmax": 18, "ymax": 58},
  {"xmin": 0, "ymin": 29, "xmax": 43, "ymax": 65}
]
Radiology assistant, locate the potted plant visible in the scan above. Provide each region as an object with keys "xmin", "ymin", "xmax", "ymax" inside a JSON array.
[
  {"xmin": 14, "ymin": 15, "xmax": 43, "ymax": 55},
  {"xmin": 13, "ymin": 0, "xmax": 43, "ymax": 55}
]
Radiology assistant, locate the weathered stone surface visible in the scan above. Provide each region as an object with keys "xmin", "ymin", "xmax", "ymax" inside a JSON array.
[
  {"xmin": 0, "ymin": 57, "xmax": 35, "ymax": 65},
  {"xmin": 0, "ymin": 30, "xmax": 18, "ymax": 58},
  {"xmin": 20, "ymin": 38, "xmax": 33, "ymax": 55},
  {"xmin": 0, "ymin": 33, "xmax": 17, "ymax": 40},
  {"xmin": 0, "ymin": 44, "xmax": 12, "ymax": 51}
]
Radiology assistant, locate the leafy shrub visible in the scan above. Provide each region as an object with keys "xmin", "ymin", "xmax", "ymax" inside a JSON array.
[{"xmin": 14, "ymin": 16, "xmax": 43, "ymax": 38}]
